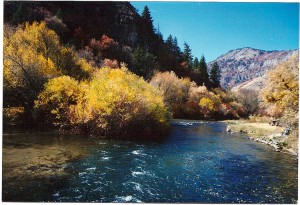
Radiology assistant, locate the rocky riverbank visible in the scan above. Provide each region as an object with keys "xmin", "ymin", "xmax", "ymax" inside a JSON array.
[{"xmin": 224, "ymin": 120, "xmax": 297, "ymax": 156}]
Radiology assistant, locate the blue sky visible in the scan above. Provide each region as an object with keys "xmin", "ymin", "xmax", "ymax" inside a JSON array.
[{"xmin": 131, "ymin": 2, "xmax": 299, "ymax": 62}]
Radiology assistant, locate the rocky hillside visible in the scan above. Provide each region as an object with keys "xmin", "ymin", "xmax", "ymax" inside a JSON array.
[
  {"xmin": 209, "ymin": 47, "xmax": 298, "ymax": 90},
  {"xmin": 4, "ymin": 1, "xmax": 141, "ymax": 47}
]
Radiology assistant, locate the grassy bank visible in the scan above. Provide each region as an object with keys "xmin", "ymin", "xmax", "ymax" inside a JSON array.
[{"xmin": 224, "ymin": 119, "xmax": 297, "ymax": 156}]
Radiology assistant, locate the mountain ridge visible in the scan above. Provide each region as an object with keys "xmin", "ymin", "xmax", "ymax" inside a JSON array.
[{"xmin": 208, "ymin": 47, "xmax": 298, "ymax": 90}]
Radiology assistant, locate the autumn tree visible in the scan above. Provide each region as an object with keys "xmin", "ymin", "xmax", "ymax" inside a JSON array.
[
  {"xmin": 236, "ymin": 89, "xmax": 259, "ymax": 116},
  {"xmin": 260, "ymin": 57, "xmax": 299, "ymax": 128},
  {"xmin": 4, "ymin": 21, "xmax": 92, "ymax": 119},
  {"xmin": 36, "ymin": 67, "xmax": 171, "ymax": 138},
  {"xmin": 150, "ymin": 71, "xmax": 191, "ymax": 117}
]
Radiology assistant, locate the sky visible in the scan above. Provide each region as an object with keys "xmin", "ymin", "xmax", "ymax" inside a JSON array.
[{"xmin": 131, "ymin": 2, "xmax": 299, "ymax": 62}]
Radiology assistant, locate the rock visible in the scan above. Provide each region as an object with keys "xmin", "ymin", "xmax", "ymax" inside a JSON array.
[
  {"xmin": 226, "ymin": 126, "xmax": 232, "ymax": 132},
  {"xmin": 239, "ymin": 129, "xmax": 247, "ymax": 134},
  {"xmin": 283, "ymin": 127, "xmax": 291, "ymax": 136}
]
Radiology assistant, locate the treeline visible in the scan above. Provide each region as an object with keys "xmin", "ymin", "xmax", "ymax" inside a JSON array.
[
  {"xmin": 4, "ymin": 22, "xmax": 170, "ymax": 138},
  {"xmin": 4, "ymin": 2, "xmax": 221, "ymax": 87},
  {"xmin": 3, "ymin": 21, "xmax": 244, "ymax": 138}
]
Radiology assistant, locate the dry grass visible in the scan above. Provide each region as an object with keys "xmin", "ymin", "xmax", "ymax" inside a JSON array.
[
  {"xmin": 224, "ymin": 119, "xmax": 297, "ymax": 155},
  {"xmin": 225, "ymin": 119, "xmax": 284, "ymax": 138}
]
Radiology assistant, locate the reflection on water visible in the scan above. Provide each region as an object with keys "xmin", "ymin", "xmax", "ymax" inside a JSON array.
[{"xmin": 2, "ymin": 121, "xmax": 298, "ymax": 203}]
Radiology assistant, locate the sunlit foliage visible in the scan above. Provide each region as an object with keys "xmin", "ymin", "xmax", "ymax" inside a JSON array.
[
  {"xmin": 150, "ymin": 71, "xmax": 243, "ymax": 120},
  {"xmin": 150, "ymin": 71, "xmax": 191, "ymax": 116},
  {"xmin": 34, "ymin": 76, "xmax": 86, "ymax": 124},
  {"xmin": 4, "ymin": 21, "xmax": 92, "ymax": 118},
  {"xmin": 260, "ymin": 57, "xmax": 299, "ymax": 128},
  {"xmin": 36, "ymin": 67, "xmax": 171, "ymax": 138}
]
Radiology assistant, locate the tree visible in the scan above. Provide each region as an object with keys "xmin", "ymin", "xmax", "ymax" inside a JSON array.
[
  {"xmin": 132, "ymin": 45, "xmax": 156, "ymax": 79},
  {"xmin": 165, "ymin": 34, "xmax": 173, "ymax": 48},
  {"xmin": 150, "ymin": 71, "xmax": 191, "ymax": 117},
  {"xmin": 172, "ymin": 37, "xmax": 181, "ymax": 57},
  {"xmin": 4, "ymin": 21, "xmax": 92, "ymax": 119},
  {"xmin": 210, "ymin": 61, "xmax": 221, "ymax": 88},
  {"xmin": 260, "ymin": 57, "xmax": 299, "ymax": 128},
  {"xmin": 193, "ymin": 57, "xmax": 199, "ymax": 70},
  {"xmin": 139, "ymin": 6, "xmax": 155, "ymax": 51},
  {"xmin": 198, "ymin": 55, "xmax": 210, "ymax": 86},
  {"xmin": 182, "ymin": 42, "xmax": 193, "ymax": 68},
  {"xmin": 236, "ymin": 89, "xmax": 259, "ymax": 116}
]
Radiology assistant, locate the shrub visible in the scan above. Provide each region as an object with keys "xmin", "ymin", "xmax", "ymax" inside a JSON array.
[
  {"xmin": 4, "ymin": 21, "xmax": 93, "ymax": 120},
  {"xmin": 236, "ymin": 89, "xmax": 259, "ymax": 116},
  {"xmin": 36, "ymin": 67, "xmax": 171, "ymax": 138},
  {"xmin": 150, "ymin": 71, "xmax": 244, "ymax": 120},
  {"xmin": 150, "ymin": 71, "xmax": 191, "ymax": 117}
]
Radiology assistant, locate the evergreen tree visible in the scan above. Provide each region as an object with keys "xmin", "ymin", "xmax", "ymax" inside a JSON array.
[
  {"xmin": 182, "ymin": 42, "xmax": 193, "ymax": 68},
  {"xmin": 210, "ymin": 62, "xmax": 221, "ymax": 88},
  {"xmin": 166, "ymin": 34, "xmax": 173, "ymax": 49},
  {"xmin": 198, "ymin": 55, "xmax": 209, "ymax": 86},
  {"xmin": 139, "ymin": 6, "xmax": 155, "ymax": 51},
  {"xmin": 132, "ymin": 45, "xmax": 156, "ymax": 79},
  {"xmin": 12, "ymin": 2, "xmax": 25, "ymax": 24},
  {"xmin": 193, "ymin": 57, "xmax": 199, "ymax": 69},
  {"xmin": 141, "ymin": 6, "xmax": 153, "ymax": 26},
  {"xmin": 172, "ymin": 37, "xmax": 181, "ymax": 59}
]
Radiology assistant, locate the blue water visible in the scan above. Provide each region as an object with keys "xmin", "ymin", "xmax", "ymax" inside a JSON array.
[{"xmin": 2, "ymin": 121, "xmax": 298, "ymax": 203}]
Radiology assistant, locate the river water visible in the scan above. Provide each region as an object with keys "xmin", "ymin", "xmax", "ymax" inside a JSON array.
[{"xmin": 2, "ymin": 121, "xmax": 298, "ymax": 203}]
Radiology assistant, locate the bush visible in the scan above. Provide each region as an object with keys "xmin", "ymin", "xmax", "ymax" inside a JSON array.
[
  {"xmin": 36, "ymin": 67, "xmax": 171, "ymax": 138},
  {"xmin": 236, "ymin": 89, "xmax": 259, "ymax": 116},
  {"xmin": 4, "ymin": 21, "xmax": 93, "ymax": 120},
  {"xmin": 150, "ymin": 71, "xmax": 244, "ymax": 120},
  {"xmin": 150, "ymin": 71, "xmax": 191, "ymax": 117}
]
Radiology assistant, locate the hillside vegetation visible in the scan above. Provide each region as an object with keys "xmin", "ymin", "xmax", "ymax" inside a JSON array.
[{"xmin": 3, "ymin": 2, "xmax": 298, "ymax": 143}]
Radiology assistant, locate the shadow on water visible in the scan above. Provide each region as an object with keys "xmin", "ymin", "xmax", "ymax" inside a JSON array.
[{"xmin": 2, "ymin": 120, "xmax": 298, "ymax": 202}]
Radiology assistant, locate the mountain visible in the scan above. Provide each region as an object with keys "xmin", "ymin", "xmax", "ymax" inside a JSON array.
[
  {"xmin": 208, "ymin": 47, "xmax": 298, "ymax": 91},
  {"xmin": 4, "ymin": 1, "xmax": 141, "ymax": 47}
]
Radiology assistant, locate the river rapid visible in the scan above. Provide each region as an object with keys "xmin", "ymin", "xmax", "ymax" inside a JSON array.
[{"xmin": 2, "ymin": 120, "xmax": 298, "ymax": 203}]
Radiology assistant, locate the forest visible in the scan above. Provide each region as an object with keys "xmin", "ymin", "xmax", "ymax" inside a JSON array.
[{"xmin": 3, "ymin": 2, "xmax": 299, "ymax": 140}]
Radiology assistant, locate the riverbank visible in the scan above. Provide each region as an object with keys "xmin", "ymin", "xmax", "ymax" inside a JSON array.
[
  {"xmin": 2, "ymin": 132, "xmax": 91, "ymax": 184},
  {"xmin": 224, "ymin": 120, "xmax": 297, "ymax": 156}
]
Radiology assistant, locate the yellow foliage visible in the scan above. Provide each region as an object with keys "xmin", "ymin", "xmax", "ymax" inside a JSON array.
[
  {"xmin": 35, "ymin": 76, "xmax": 85, "ymax": 123},
  {"xmin": 36, "ymin": 67, "xmax": 170, "ymax": 137},
  {"xmin": 260, "ymin": 57, "xmax": 298, "ymax": 127},
  {"xmin": 199, "ymin": 97, "xmax": 215, "ymax": 111},
  {"xmin": 261, "ymin": 57, "xmax": 298, "ymax": 110},
  {"xmin": 4, "ymin": 21, "xmax": 93, "ymax": 111},
  {"xmin": 150, "ymin": 71, "xmax": 191, "ymax": 114}
]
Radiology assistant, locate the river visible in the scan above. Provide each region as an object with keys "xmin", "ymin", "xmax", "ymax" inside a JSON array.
[{"xmin": 2, "ymin": 121, "xmax": 298, "ymax": 203}]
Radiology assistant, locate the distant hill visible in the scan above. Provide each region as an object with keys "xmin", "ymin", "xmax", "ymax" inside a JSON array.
[{"xmin": 208, "ymin": 47, "xmax": 298, "ymax": 91}]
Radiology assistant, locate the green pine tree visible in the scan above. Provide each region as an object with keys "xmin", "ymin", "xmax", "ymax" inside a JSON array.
[
  {"xmin": 210, "ymin": 61, "xmax": 221, "ymax": 88},
  {"xmin": 199, "ymin": 55, "xmax": 209, "ymax": 86},
  {"xmin": 182, "ymin": 42, "xmax": 193, "ymax": 69},
  {"xmin": 139, "ymin": 6, "xmax": 155, "ymax": 51},
  {"xmin": 132, "ymin": 45, "xmax": 156, "ymax": 79},
  {"xmin": 193, "ymin": 57, "xmax": 199, "ymax": 69}
]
